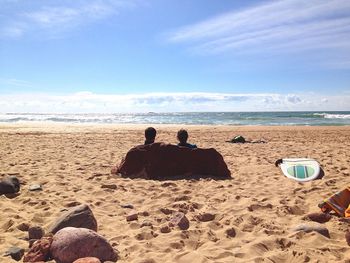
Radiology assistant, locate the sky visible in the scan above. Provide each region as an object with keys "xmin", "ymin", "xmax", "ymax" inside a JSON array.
[{"xmin": 0, "ymin": 0, "xmax": 350, "ymax": 113}]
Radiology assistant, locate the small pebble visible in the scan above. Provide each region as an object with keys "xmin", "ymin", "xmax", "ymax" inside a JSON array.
[
  {"xmin": 169, "ymin": 212, "xmax": 189, "ymax": 230},
  {"xmin": 226, "ymin": 228, "xmax": 236, "ymax": 238},
  {"xmin": 17, "ymin": 222, "xmax": 30, "ymax": 231},
  {"xmin": 304, "ymin": 212, "xmax": 332, "ymax": 223},
  {"xmin": 29, "ymin": 184, "xmax": 42, "ymax": 191},
  {"xmin": 196, "ymin": 212, "xmax": 215, "ymax": 222},
  {"xmin": 28, "ymin": 226, "xmax": 45, "ymax": 240},
  {"xmin": 4, "ymin": 246, "xmax": 24, "ymax": 261},
  {"xmin": 126, "ymin": 212, "xmax": 138, "ymax": 221},
  {"xmin": 160, "ymin": 225, "xmax": 171, "ymax": 233}
]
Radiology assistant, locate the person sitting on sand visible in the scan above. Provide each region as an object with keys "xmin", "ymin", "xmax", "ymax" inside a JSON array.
[
  {"xmin": 144, "ymin": 127, "xmax": 157, "ymax": 145},
  {"xmin": 177, "ymin": 129, "xmax": 197, "ymax": 149}
]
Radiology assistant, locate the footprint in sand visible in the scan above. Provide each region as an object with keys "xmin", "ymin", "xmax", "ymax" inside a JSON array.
[
  {"xmin": 135, "ymin": 230, "xmax": 158, "ymax": 241},
  {"xmin": 247, "ymin": 203, "xmax": 273, "ymax": 212}
]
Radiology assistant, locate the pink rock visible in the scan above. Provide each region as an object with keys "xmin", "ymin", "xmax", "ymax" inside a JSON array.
[
  {"xmin": 50, "ymin": 227, "xmax": 118, "ymax": 263},
  {"xmin": 169, "ymin": 212, "xmax": 189, "ymax": 230},
  {"xmin": 73, "ymin": 257, "xmax": 101, "ymax": 263},
  {"xmin": 23, "ymin": 236, "xmax": 52, "ymax": 262}
]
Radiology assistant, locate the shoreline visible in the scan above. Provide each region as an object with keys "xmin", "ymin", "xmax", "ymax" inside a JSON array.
[{"xmin": 1, "ymin": 122, "xmax": 350, "ymax": 131}]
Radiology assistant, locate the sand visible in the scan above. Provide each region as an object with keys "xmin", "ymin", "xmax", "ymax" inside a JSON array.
[{"xmin": 0, "ymin": 123, "xmax": 350, "ymax": 263}]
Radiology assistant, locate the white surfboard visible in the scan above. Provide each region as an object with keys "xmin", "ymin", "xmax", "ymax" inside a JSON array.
[{"xmin": 278, "ymin": 158, "xmax": 320, "ymax": 182}]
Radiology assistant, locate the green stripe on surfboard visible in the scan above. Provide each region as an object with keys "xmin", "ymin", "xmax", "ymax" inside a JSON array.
[{"xmin": 287, "ymin": 165, "xmax": 315, "ymax": 179}]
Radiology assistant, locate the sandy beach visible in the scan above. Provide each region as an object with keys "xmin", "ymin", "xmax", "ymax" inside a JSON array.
[{"xmin": 1, "ymin": 123, "xmax": 350, "ymax": 263}]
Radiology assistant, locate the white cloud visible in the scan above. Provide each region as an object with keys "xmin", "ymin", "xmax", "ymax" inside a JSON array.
[
  {"xmin": 0, "ymin": 92, "xmax": 349, "ymax": 113},
  {"xmin": 166, "ymin": 0, "xmax": 350, "ymax": 68},
  {"xmin": 0, "ymin": 78, "xmax": 33, "ymax": 87},
  {"xmin": 0, "ymin": 0, "xmax": 136, "ymax": 38}
]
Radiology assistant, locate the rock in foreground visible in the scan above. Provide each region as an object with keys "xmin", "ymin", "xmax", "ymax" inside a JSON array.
[
  {"xmin": 0, "ymin": 176, "xmax": 20, "ymax": 195},
  {"xmin": 4, "ymin": 246, "xmax": 24, "ymax": 261},
  {"xmin": 23, "ymin": 236, "xmax": 52, "ymax": 262},
  {"xmin": 50, "ymin": 227, "xmax": 118, "ymax": 263},
  {"xmin": 48, "ymin": 204, "xmax": 97, "ymax": 234}
]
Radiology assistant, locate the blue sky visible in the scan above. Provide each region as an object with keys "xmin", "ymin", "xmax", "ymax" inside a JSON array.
[{"xmin": 0, "ymin": 0, "xmax": 350, "ymax": 112}]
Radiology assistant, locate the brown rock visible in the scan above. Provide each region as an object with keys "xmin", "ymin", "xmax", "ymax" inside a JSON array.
[
  {"xmin": 141, "ymin": 211, "xmax": 150, "ymax": 216},
  {"xmin": 160, "ymin": 208, "xmax": 173, "ymax": 215},
  {"xmin": 196, "ymin": 212, "xmax": 215, "ymax": 222},
  {"xmin": 47, "ymin": 204, "xmax": 97, "ymax": 234},
  {"xmin": 28, "ymin": 226, "xmax": 45, "ymax": 240},
  {"xmin": 29, "ymin": 239, "xmax": 36, "ymax": 248},
  {"xmin": 17, "ymin": 222, "xmax": 30, "ymax": 231},
  {"xmin": 226, "ymin": 227, "xmax": 236, "ymax": 238},
  {"xmin": 346, "ymin": 231, "xmax": 350, "ymax": 246},
  {"xmin": 29, "ymin": 184, "xmax": 42, "ymax": 191},
  {"xmin": 73, "ymin": 257, "xmax": 102, "ymax": 263},
  {"xmin": 50, "ymin": 227, "xmax": 118, "ymax": 263},
  {"xmin": 4, "ymin": 246, "xmax": 25, "ymax": 261},
  {"xmin": 169, "ymin": 212, "xmax": 189, "ymax": 230},
  {"xmin": 160, "ymin": 225, "xmax": 171, "ymax": 233},
  {"xmin": 23, "ymin": 236, "xmax": 53, "ymax": 262},
  {"xmin": 292, "ymin": 223, "xmax": 330, "ymax": 238},
  {"xmin": 0, "ymin": 176, "xmax": 20, "ymax": 195},
  {"xmin": 304, "ymin": 213, "xmax": 332, "ymax": 223},
  {"xmin": 126, "ymin": 211, "xmax": 138, "ymax": 221}
]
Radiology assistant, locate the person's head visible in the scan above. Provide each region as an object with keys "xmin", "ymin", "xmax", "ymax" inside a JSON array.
[
  {"xmin": 177, "ymin": 129, "xmax": 188, "ymax": 144},
  {"xmin": 145, "ymin": 127, "xmax": 156, "ymax": 143}
]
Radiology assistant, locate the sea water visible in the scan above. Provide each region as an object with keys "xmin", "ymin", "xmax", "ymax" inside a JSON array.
[{"xmin": 0, "ymin": 112, "xmax": 350, "ymax": 126}]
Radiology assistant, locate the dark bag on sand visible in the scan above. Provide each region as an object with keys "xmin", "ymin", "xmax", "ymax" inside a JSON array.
[{"xmin": 230, "ymin": 135, "xmax": 246, "ymax": 143}]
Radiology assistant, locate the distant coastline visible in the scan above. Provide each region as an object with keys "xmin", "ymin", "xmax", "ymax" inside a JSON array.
[{"xmin": 0, "ymin": 111, "xmax": 350, "ymax": 126}]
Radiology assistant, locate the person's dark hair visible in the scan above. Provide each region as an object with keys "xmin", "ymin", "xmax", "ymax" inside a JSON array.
[
  {"xmin": 145, "ymin": 127, "xmax": 156, "ymax": 144},
  {"xmin": 177, "ymin": 129, "xmax": 188, "ymax": 144}
]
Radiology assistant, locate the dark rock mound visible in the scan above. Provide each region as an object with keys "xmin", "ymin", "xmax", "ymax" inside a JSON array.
[{"xmin": 115, "ymin": 143, "xmax": 231, "ymax": 180}]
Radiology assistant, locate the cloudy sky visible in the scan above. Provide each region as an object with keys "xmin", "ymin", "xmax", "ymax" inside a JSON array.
[{"xmin": 1, "ymin": 0, "xmax": 350, "ymax": 112}]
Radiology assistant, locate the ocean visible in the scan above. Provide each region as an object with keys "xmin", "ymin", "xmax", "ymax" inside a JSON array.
[{"xmin": 1, "ymin": 112, "xmax": 350, "ymax": 126}]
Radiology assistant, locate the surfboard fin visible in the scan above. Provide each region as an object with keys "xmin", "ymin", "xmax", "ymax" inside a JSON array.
[{"xmin": 275, "ymin": 159, "xmax": 283, "ymax": 167}]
